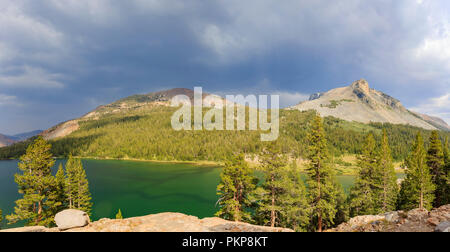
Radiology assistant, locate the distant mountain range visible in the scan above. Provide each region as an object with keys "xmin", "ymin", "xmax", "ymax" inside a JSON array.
[
  {"xmin": 0, "ymin": 134, "xmax": 16, "ymax": 147},
  {"xmin": 0, "ymin": 130, "xmax": 42, "ymax": 147},
  {"xmin": 290, "ymin": 79, "xmax": 450, "ymax": 131},
  {"xmin": 36, "ymin": 81, "xmax": 449, "ymax": 141},
  {"xmin": 1, "ymin": 79, "xmax": 449, "ymax": 149},
  {"xmin": 1, "ymin": 81, "xmax": 449, "ymax": 162}
]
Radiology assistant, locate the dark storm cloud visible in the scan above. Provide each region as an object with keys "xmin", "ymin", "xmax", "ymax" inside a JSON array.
[{"xmin": 0, "ymin": 0, "xmax": 449, "ymax": 134}]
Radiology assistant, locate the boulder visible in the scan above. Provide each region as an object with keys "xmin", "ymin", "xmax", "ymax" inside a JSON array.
[
  {"xmin": 347, "ymin": 215, "xmax": 385, "ymax": 228},
  {"xmin": 55, "ymin": 209, "xmax": 90, "ymax": 230},
  {"xmin": 384, "ymin": 211, "xmax": 400, "ymax": 223},
  {"xmin": 435, "ymin": 221, "xmax": 450, "ymax": 232}
]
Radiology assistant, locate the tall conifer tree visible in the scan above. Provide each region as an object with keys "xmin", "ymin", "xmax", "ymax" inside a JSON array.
[
  {"xmin": 65, "ymin": 155, "xmax": 92, "ymax": 214},
  {"xmin": 427, "ymin": 131, "xmax": 445, "ymax": 207},
  {"xmin": 65, "ymin": 154, "xmax": 77, "ymax": 209},
  {"xmin": 75, "ymin": 160, "xmax": 92, "ymax": 212},
  {"xmin": 55, "ymin": 163, "xmax": 67, "ymax": 212},
  {"xmin": 349, "ymin": 133, "xmax": 378, "ymax": 216},
  {"xmin": 253, "ymin": 142, "xmax": 289, "ymax": 227},
  {"xmin": 278, "ymin": 162, "xmax": 310, "ymax": 232},
  {"xmin": 444, "ymin": 137, "xmax": 449, "ymax": 166},
  {"xmin": 306, "ymin": 114, "xmax": 343, "ymax": 232},
  {"xmin": 375, "ymin": 129, "xmax": 398, "ymax": 213},
  {"xmin": 442, "ymin": 137, "xmax": 450, "ymax": 205},
  {"xmin": 398, "ymin": 133, "xmax": 435, "ymax": 210},
  {"xmin": 216, "ymin": 153, "xmax": 256, "ymax": 222},
  {"xmin": 6, "ymin": 137, "xmax": 60, "ymax": 226}
]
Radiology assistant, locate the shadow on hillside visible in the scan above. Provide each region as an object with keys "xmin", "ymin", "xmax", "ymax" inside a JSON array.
[
  {"xmin": 81, "ymin": 115, "xmax": 143, "ymax": 131},
  {"xmin": 51, "ymin": 133, "xmax": 105, "ymax": 157}
]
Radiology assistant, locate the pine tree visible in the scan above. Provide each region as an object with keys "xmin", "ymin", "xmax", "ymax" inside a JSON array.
[
  {"xmin": 215, "ymin": 153, "xmax": 256, "ymax": 222},
  {"xmin": 444, "ymin": 137, "xmax": 449, "ymax": 166},
  {"xmin": 55, "ymin": 163, "xmax": 67, "ymax": 212},
  {"xmin": 6, "ymin": 137, "xmax": 61, "ymax": 226},
  {"xmin": 65, "ymin": 155, "xmax": 92, "ymax": 214},
  {"xmin": 278, "ymin": 162, "xmax": 310, "ymax": 232},
  {"xmin": 75, "ymin": 160, "xmax": 92, "ymax": 213},
  {"xmin": 398, "ymin": 132, "xmax": 435, "ymax": 210},
  {"xmin": 426, "ymin": 131, "xmax": 445, "ymax": 207},
  {"xmin": 349, "ymin": 133, "xmax": 378, "ymax": 216},
  {"xmin": 306, "ymin": 114, "xmax": 343, "ymax": 232},
  {"xmin": 374, "ymin": 129, "xmax": 398, "ymax": 213},
  {"xmin": 253, "ymin": 142, "xmax": 288, "ymax": 227},
  {"xmin": 116, "ymin": 209, "xmax": 123, "ymax": 219},
  {"xmin": 65, "ymin": 154, "xmax": 77, "ymax": 209},
  {"xmin": 442, "ymin": 137, "xmax": 450, "ymax": 205},
  {"xmin": 333, "ymin": 182, "xmax": 349, "ymax": 226}
]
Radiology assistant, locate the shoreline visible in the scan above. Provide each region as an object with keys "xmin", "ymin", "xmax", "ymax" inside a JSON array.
[
  {"xmin": 0, "ymin": 156, "xmax": 406, "ymax": 176},
  {"xmin": 58, "ymin": 156, "xmax": 223, "ymax": 167}
]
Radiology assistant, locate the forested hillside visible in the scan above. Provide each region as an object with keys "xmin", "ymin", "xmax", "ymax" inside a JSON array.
[{"xmin": 1, "ymin": 106, "xmax": 449, "ymax": 162}]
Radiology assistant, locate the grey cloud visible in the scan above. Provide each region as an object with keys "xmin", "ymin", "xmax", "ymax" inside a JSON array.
[{"xmin": 0, "ymin": 0, "xmax": 449, "ymax": 134}]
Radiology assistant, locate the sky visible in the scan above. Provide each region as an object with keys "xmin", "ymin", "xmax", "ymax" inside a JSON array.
[{"xmin": 0, "ymin": 0, "xmax": 449, "ymax": 135}]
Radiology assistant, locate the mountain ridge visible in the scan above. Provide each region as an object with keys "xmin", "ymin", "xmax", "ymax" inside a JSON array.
[
  {"xmin": 0, "ymin": 130, "xmax": 43, "ymax": 147},
  {"xmin": 40, "ymin": 88, "xmax": 223, "ymax": 140},
  {"xmin": 0, "ymin": 134, "xmax": 16, "ymax": 147},
  {"xmin": 290, "ymin": 79, "xmax": 449, "ymax": 131},
  {"xmin": 39, "ymin": 82, "xmax": 450, "ymax": 141}
]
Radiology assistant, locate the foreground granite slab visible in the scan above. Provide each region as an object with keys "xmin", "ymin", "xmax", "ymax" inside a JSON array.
[{"xmin": 1, "ymin": 212, "xmax": 293, "ymax": 232}]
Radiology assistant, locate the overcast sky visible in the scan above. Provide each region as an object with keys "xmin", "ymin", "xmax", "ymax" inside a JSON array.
[{"xmin": 0, "ymin": 0, "xmax": 449, "ymax": 135}]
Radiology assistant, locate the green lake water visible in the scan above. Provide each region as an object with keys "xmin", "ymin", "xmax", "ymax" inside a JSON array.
[
  {"xmin": 0, "ymin": 159, "xmax": 404, "ymax": 228},
  {"xmin": 0, "ymin": 159, "xmax": 221, "ymax": 227}
]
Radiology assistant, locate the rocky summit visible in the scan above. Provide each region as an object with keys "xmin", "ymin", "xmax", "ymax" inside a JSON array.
[
  {"xmin": 1, "ymin": 212, "xmax": 293, "ymax": 232},
  {"xmin": 290, "ymin": 79, "xmax": 450, "ymax": 131},
  {"xmin": 327, "ymin": 204, "xmax": 450, "ymax": 232}
]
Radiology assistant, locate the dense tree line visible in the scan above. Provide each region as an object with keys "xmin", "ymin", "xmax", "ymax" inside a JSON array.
[
  {"xmin": 0, "ymin": 108, "xmax": 449, "ymax": 163},
  {"xmin": 216, "ymin": 114, "xmax": 450, "ymax": 231},
  {"xmin": 6, "ymin": 137, "xmax": 92, "ymax": 227},
  {"xmin": 216, "ymin": 114, "xmax": 347, "ymax": 232}
]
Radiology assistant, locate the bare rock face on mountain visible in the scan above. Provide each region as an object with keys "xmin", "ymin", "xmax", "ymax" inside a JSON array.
[
  {"xmin": 291, "ymin": 79, "xmax": 447, "ymax": 131},
  {"xmin": 41, "ymin": 120, "xmax": 80, "ymax": 140},
  {"xmin": 410, "ymin": 111, "xmax": 450, "ymax": 131}
]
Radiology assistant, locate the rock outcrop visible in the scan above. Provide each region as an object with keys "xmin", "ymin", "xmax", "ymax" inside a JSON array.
[
  {"xmin": 327, "ymin": 204, "xmax": 450, "ymax": 232},
  {"xmin": 41, "ymin": 120, "xmax": 80, "ymax": 140},
  {"xmin": 3, "ymin": 205, "xmax": 449, "ymax": 232},
  {"xmin": 1, "ymin": 212, "xmax": 293, "ymax": 232}
]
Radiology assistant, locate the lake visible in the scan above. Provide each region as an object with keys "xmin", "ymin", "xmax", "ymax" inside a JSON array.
[
  {"xmin": 0, "ymin": 159, "xmax": 399, "ymax": 228},
  {"xmin": 0, "ymin": 159, "xmax": 222, "ymax": 227}
]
